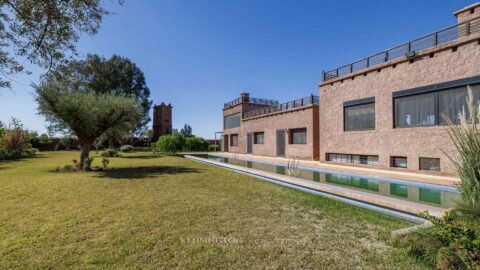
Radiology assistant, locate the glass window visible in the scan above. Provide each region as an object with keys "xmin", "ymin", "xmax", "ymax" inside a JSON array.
[
  {"xmin": 224, "ymin": 113, "xmax": 241, "ymax": 129},
  {"xmin": 391, "ymin": 156, "xmax": 407, "ymax": 168},
  {"xmin": 254, "ymin": 132, "xmax": 264, "ymax": 144},
  {"xmin": 344, "ymin": 102, "xmax": 375, "ymax": 131},
  {"xmin": 439, "ymin": 85, "xmax": 480, "ymax": 124},
  {"xmin": 420, "ymin": 157, "xmax": 440, "ymax": 171},
  {"xmin": 290, "ymin": 128, "xmax": 307, "ymax": 144},
  {"xmin": 230, "ymin": 134, "xmax": 238, "ymax": 147},
  {"xmin": 395, "ymin": 93, "xmax": 436, "ymax": 128},
  {"xmin": 327, "ymin": 153, "xmax": 379, "ymax": 166}
]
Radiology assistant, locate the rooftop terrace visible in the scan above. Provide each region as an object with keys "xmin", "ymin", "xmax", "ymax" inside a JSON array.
[
  {"xmin": 322, "ymin": 16, "xmax": 480, "ymax": 82},
  {"xmin": 223, "ymin": 93, "xmax": 278, "ymax": 109},
  {"xmin": 243, "ymin": 95, "xmax": 319, "ymax": 119}
]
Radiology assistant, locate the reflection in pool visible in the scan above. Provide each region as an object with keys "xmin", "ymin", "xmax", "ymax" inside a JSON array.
[{"xmin": 194, "ymin": 154, "xmax": 458, "ymax": 208}]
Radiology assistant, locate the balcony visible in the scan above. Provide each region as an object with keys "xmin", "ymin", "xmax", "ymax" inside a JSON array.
[
  {"xmin": 243, "ymin": 95, "xmax": 319, "ymax": 119},
  {"xmin": 224, "ymin": 97, "xmax": 278, "ymax": 108},
  {"xmin": 322, "ymin": 16, "xmax": 480, "ymax": 82}
]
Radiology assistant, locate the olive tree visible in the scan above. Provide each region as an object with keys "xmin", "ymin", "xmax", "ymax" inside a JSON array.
[{"xmin": 35, "ymin": 81, "xmax": 142, "ymax": 168}]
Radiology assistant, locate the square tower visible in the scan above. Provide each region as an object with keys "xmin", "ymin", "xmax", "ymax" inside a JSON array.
[{"xmin": 153, "ymin": 103, "xmax": 172, "ymax": 141}]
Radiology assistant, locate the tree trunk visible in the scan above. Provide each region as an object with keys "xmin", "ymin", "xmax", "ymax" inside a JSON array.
[
  {"xmin": 79, "ymin": 143, "xmax": 91, "ymax": 170},
  {"xmin": 109, "ymin": 138, "xmax": 114, "ymax": 149}
]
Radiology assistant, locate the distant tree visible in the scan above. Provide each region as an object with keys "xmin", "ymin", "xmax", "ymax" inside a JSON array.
[
  {"xmin": 29, "ymin": 132, "xmax": 52, "ymax": 148},
  {"xmin": 35, "ymin": 81, "xmax": 143, "ymax": 169},
  {"xmin": 153, "ymin": 133, "xmax": 185, "ymax": 154},
  {"xmin": 146, "ymin": 129, "xmax": 154, "ymax": 146},
  {"xmin": 1, "ymin": 118, "xmax": 34, "ymax": 158},
  {"xmin": 0, "ymin": 121, "xmax": 5, "ymax": 139},
  {"xmin": 47, "ymin": 54, "xmax": 152, "ymax": 132},
  {"xmin": 60, "ymin": 134, "xmax": 77, "ymax": 151},
  {"xmin": 180, "ymin": 124, "xmax": 193, "ymax": 137},
  {"xmin": 0, "ymin": 0, "xmax": 123, "ymax": 88},
  {"xmin": 184, "ymin": 137, "xmax": 209, "ymax": 152}
]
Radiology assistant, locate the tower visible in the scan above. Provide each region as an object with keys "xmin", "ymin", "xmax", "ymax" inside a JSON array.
[{"xmin": 152, "ymin": 103, "xmax": 172, "ymax": 141}]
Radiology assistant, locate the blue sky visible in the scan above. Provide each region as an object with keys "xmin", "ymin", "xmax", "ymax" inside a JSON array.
[{"xmin": 0, "ymin": 0, "xmax": 474, "ymax": 138}]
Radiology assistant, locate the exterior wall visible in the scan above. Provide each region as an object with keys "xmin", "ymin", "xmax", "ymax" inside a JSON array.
[
  {"xmin": 454, "ymin": 2, "xmax": 480, "ymax": 23},
  {"xmin": 223, "ymin": 105, "xmax": 319, "ymax": 160},
  {"xmin": 319, "ymin": 35, "xmax": 480, "ymax": 176},
  {"xmin": 153, "ymin": 103, "xmax": 173, "ymax": 141}
]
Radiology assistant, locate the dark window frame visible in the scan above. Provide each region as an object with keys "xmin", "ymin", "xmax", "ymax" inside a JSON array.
[
  {"xmin": 224, "ymin": 113, "xmax": 241, "ymax": 130},
  {"xmin": 326, "ymin": 153, "xmax": 379, "ymax": 166},
  {"xmin": 390, "ymin": 156, "xmax": 408, "ymax": 168},
  {"xmin": 254, "ymin": 132, "xmax": 264, "ymax": 144},
  {"xmin": 230, "ymin": 134, "xmax": 238, "ymax": 147},
  {"xmin": 419, "ymin": 157, "xmax": 441, "ymax": 171},
  {"xmin": 289, "ymin": 128, "xmax": 307, "ymax": 144},
  {"xmin": 392, "ymin": 76, "xmax": 480, "ymax": 129},
  {"xmin": 343, "ymin": 97, "xmax": 376, "ymax": 132}
]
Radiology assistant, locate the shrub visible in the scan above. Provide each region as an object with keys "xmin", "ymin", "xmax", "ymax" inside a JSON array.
[
  {"xmin": 208, "ymin": 144, "xmax": 220, "ymax": 152},
  {"xmin": 54, "ymin": 164, "xmax": 78, "ymax": 173},
  {"xmin": 153, "ymin": 133, "xmax": 185, "ymax": 154},
  {"xmin": 184, "ymin": 137, "xmax": 209, "ymax": 152},
  {"xmin": 61, "ymin": 135, "xmax": 77, "ymax": 150},
  {"xmin": 101, "ymin": 158, "xmax": 110, "ymax": 170},
  {"xmin": 101, "ymin": 149, "xmax": 121, "ymax": 157},
  {"xmin": 120, "ymin": 144, "xmax": 134, "ymax": 152},
  {"xmin": 398, "ymin": 211, "xmax": 480, "ymax": 269},
  {"xmin": 0, "ymin": 118, "xmax": 36, "ymax": 160},
  {"xmin": 444, "ymin": 87, "xmax": 480, "ymax": 216}
]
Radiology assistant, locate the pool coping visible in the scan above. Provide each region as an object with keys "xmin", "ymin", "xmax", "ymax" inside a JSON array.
[{"xmin": 184, "ymin": 154, "xmax": 449, "ymax": 222}]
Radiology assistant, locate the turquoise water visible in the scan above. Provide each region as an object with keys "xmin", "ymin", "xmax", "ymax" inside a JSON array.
[{"xmin": 195, "ymin": 154, "xmax": 458, "ymax": 208}]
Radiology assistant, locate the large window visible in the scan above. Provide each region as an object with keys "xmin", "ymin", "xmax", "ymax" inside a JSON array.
[
  {"xmin": 290, "ymin": 128, "xmax": 307, "ymax": 144},
  {"xmin": 344, "ymin": 101, "xmax": 375, "ymax": 131},
  {"xmin": 395, "ymin": 93, "xmax": 436, "ymax": 128},
  {"xmin": 230, "ymin": 134, "xmax": 238, "ymax": 147},
  {"xmin": 327, "ymin": 153, "xmax": 379, "ymax": 166},
  {"xmin": 254, "ymin": 132, "xmax": 264, "ymax": 144},
  {"xmin": 394, "ymin": 83, "xmax": 480, "ymax": 128},
  {"xmin": 224, "ymin": 113, "xmax": 241, "ymax": 129}
]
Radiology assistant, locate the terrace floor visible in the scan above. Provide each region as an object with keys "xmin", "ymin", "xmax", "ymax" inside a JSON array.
[{"xmin": 0, "ymin": 151, "xmax": 430, "ymax": 269}]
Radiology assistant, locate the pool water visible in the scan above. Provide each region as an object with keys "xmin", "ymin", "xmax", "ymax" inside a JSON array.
[{"xmin": 195, "ymin": 154, "xmax": 458, "ymax": 208}]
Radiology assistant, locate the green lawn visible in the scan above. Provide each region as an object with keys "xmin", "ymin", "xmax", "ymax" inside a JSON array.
[{"xmin": 0, "ymin": 151, "xmax": 428, "ymax": 269}]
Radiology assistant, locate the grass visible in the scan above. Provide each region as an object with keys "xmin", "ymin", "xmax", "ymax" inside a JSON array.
[{"xmin": 0, "ymin": 151, "xmax": 430, "ymax": 269}]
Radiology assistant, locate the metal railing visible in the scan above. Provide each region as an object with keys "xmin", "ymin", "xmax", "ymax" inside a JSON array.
[
  {"xmin": 224, "ymin": 97, "xmax": 278, "ymax": 108},
  {"xmin": 243, "ymin": 95, "xmax": 319, "ymax": 119},
  {"xmin": 322, "ymin": 16, "xmax": 480, "ymax": 82}
]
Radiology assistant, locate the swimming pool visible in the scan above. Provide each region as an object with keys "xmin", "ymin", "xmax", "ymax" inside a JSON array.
[{"xmin": 190, "ymin": 154, "xmax": 458, "ymax": 209}]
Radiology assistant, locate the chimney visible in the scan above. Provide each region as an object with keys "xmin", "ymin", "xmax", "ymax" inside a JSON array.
[
  {"xmin": 453, "ymin": 2, "xmax": 480, "ymax": 23},
  {"xmin": 240, "ymin": 92, "xmax": 250, "ymax": 103}
]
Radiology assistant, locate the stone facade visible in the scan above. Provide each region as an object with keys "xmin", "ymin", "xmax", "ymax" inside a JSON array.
[
  {"xmin": 153, "ymin": 103, "xmax": 172, "ymax": 141},
  {"xmin": 221, "ymin": 3, "xmax": 480, "ymax": 176},
  {"xmin": 319, "ymin": 7, "xmax": 480, "ymax": 176},
  {"xmin": 223, "ymin": 94, "xmax": 319, "ymax": 160}
]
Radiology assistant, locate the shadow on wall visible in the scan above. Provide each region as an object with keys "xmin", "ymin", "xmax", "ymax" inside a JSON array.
[{"xmin": 95, "ymin": 166, "xmax": 204, "ymax": 179}]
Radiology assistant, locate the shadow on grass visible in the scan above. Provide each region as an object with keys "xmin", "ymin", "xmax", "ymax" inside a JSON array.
[
  {"xmin": 95, "ymin": 166, "xmax": 204, "ymax": 179},
  {"xmin": 120, "ymin": 155, "xmax": 163, "ymax": 160}
]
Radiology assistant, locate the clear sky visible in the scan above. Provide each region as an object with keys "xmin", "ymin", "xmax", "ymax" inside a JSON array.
[{"xmin": 0, "ymin": 0, "xmax": 475, "ymax": 138}]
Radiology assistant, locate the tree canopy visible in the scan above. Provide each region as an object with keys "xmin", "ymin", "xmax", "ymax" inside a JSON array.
[
  {"xmin": 35, "ymin": 80, "xmax": 143, "ymax": 167},
  {"xmin": 0, "ymin": 0, "xmax": 122, "ymax": 88},
  {"xmin": 46, "ymin": 54, "xmax": 152, "ymax": 132}
]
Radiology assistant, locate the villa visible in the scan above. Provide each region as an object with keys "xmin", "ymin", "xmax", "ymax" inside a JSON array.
[{"xmin": 222, "ymin": 2, "xmax": 480, "ymax": 177}]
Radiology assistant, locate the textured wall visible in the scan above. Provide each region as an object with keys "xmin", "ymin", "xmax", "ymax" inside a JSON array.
[
  {"xmin": 223, "ymin": 106, "xmax": 319, "ymax": 160},
  {"xmin": 319, "ymin": 35, "xmax": 480, "ymax": 175}
]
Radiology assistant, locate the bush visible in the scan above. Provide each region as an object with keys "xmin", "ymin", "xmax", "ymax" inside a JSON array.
[
  {"xmin": 101, "ymin": 158, "xmax": 110, "ymax": 170},
  {"xmin": 153, "ymin": 133, "xmax": 185, "ymax": 154},
  {"xmin": 101, "ymin": 149, "xmax": 121, "ymax": 157},
  {"xmin": 184, "ymin": 137, "xmax": 209, "ymax": 152},
  {"xmin": 398, "ymin": 211, "xmax": 480, "ymax": 269},
  {"xmin": 120, "ymin": 144, "xmax": 134, "ymax": 152},
  {"xmin": 0, "ymin": 118, "xmax": 36, "ymax": 160},
  {"xmin": 445, "ymin": 87, "xmax": 480, "ymax": 216},
  {"xmin": 133, "ymin": 146, "xmax": 151, "ymax": 152},
  {"xmin": 208, "ymin": 144, "xmax": 220, "ymax": 152}
]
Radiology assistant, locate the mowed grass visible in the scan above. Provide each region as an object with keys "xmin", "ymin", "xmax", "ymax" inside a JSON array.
[{"xmin": 0, "ymin": 151, "xmax": 428, "ymax": 269}]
